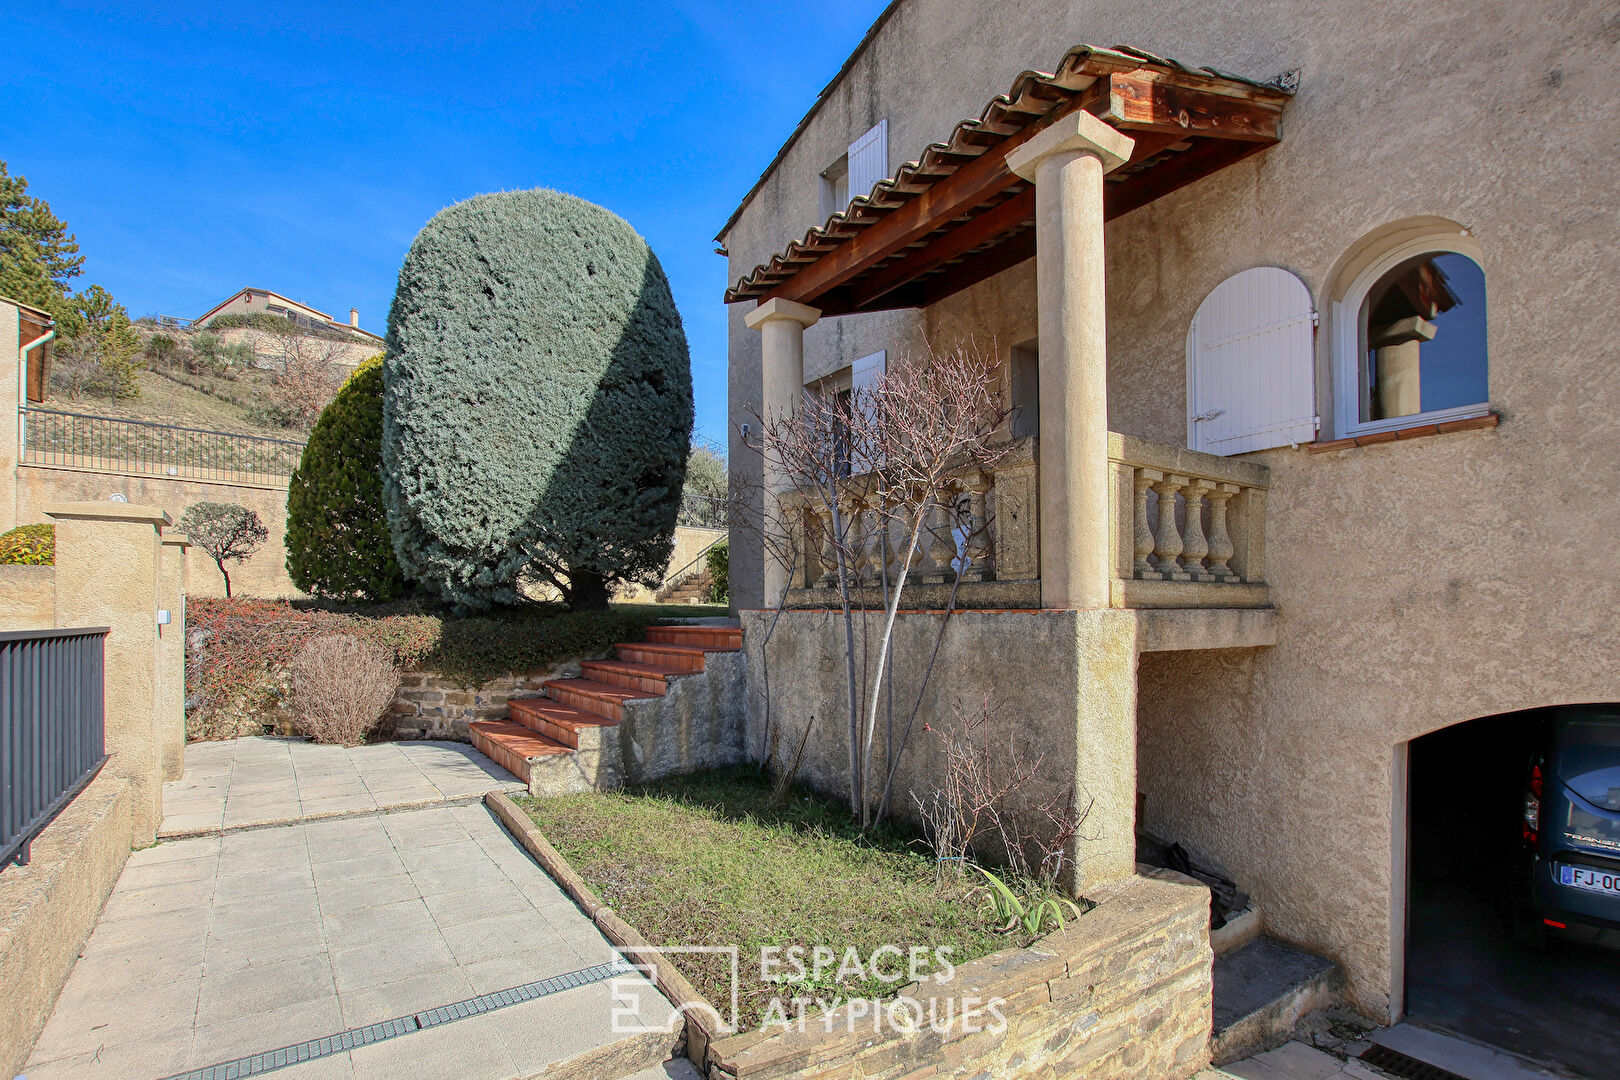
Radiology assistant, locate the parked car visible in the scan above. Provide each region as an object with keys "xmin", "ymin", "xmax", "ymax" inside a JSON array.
[{"xmin": 1517, "ymin": 707, "xmax": 1620, "ymax": 948}]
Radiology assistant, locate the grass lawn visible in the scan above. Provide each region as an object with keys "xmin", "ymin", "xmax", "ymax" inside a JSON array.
[{"xmin": 520, "ymin": 769, "xmax": 1024, "ymax": 1028}]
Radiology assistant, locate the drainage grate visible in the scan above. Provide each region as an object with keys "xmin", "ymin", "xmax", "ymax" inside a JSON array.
[
  {"xmin": 161, "ymin": 959, "xmax": 629, "ymax": 1080},
  {"xmin": 1359, "ymin": 1044, "xmax": 1470, "ymax": 1080}
]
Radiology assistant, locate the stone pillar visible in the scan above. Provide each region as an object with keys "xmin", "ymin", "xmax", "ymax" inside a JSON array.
[
  {"xmin": 744, "ymin": 298, "xmax": 821, "ymax": 603},
  {"xmin": 46, "ymin": 502, "xmax": 172, "ymax": 845},
  {"xmin": 1007, "ymin": 112, "xmax": 1134, "ymax": 610},
  {"xmin": 158, "ymin": 532, "xmax": 191, "ymax": 782},
  {"xmin": 1068, "ymin": 609, "xmax": 1141, "ymax": 891}
]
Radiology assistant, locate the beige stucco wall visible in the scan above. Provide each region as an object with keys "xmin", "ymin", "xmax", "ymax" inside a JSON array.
[
  {"xmin": 722, "ymin": 0, "xmax": 1620, "ymax": 1020},
  {"xmin": 14, "ymin": 466, "xmax": 297, "ymax": 597},
  {"xmin": 0, "ymin": 564, "xmax": 56, "ymax": 630},
  {"xmin": 0, "ymin": 770, "xmax": 134, "ymax": 1080},
  {"xmin": 615, "ymin": 524, "xmax": 727, "ymax": 603}
]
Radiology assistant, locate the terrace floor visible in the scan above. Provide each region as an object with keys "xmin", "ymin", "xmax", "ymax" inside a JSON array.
[
  {"xmin": 23, "ymin": 801, "xmax": 682, "ymax": 1080},
  {"xmin": 158, "ymin": 736, "xmax": 525, "ymax": 838}
]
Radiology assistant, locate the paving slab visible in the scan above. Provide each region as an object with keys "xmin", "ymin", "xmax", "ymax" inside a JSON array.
[
  {"xmin": 23, "ymin": 801, "xmax": 672, "ymax": 1080},
  {"xmin": 158, "ymin": 736, "xmax": 524, "ymax": 838}
]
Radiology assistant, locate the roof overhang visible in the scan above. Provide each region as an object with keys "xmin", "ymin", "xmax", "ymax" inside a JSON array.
[{"xmin": 726, "ymin": 45, "xmax": 1294, "ymax": 318}]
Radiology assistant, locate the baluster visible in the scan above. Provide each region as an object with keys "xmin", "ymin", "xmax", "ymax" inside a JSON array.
[
  {"xmin": 1181, "ymin": 480, "xmax": 1212, "ymax": 581},
  {"xmin": 959, "ymin": 472, "xmax": 994, "ymax": 582},
  {"xmin": 1206, "ymin": 483, "xmax": 1238, "ymax": 582},
  {"xmin": 1132, "ymin": 469, "xmax": 1158, "ymax": 579},
  {"xmin": 1151, "ymin": 475, "xmax": 1189, "ymax": 581},
  {"xmin": 922, "ymin": 488, "xmax": 959, "ymax": 585},
  {"xmin": 814, "ymin": 503, "xmax": 839, "ymax": 588}
]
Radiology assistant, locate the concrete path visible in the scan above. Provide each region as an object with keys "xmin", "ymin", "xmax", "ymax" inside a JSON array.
[
  {"xmin": 159, "ymin": 736, "xmax": 524, "ymax": 838},
  {"xmin": 1214, "ymin": 1041, "xmax": 1387, "ymax": 1080},
  {"xmin": 23, "ymin": 802, "xmax": 674, "ymax": 1080}
]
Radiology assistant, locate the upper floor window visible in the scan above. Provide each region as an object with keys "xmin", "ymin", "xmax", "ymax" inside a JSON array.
[
  {"xmin": 819, "ymin": 120, "xmax": 888, "ymax": 220},
  {"xmin": 1333, "ymin": 237, "xmax": 1488, "ymax": 437}
]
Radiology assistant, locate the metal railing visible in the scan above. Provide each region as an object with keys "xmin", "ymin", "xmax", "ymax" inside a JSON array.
[
  {"xmin": 676, "ymin": 493, "xmax": 726, "ymax": 530},
  {"xmin": 1, "ymin": 627, "xmax": 108, "ymax": 869},
  {"xmin": 21, "ymin": 408, "xmax": 306, "ymax": 485}
]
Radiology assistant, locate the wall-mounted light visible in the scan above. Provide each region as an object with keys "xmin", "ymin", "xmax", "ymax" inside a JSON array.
[
  {"xmin": 108, "ymin": 493, "xmax": 128, "ymax": 503},
  {"xmin": 157, "ymin": 610, "xmax": 172, "ymax": 626}
]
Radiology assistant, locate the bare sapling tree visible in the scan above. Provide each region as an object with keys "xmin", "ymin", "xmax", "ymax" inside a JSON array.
[
  {"xmin": 744, "ymin": 385, "xmax": 874, "ymax": 813},
  {"xmin": 747, "ymin": 337, "xmax": 1013, "ymax": 825},
  {"xmin": 854, "ymin": 340, "xmax": 1013, "ymax": 824}
]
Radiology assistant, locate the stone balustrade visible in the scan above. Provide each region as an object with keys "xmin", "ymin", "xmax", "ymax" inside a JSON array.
[
  {"xmin": 779, "ymin": 437, "xmax": 1042, "ymax": 609},
  {"xmin": 1108, "ymin": 432, "xmax": 1270, "ymax": 609},
  {"xmin": 777, "ymin": 432, "xmax": 1269, "ymax": 610}
]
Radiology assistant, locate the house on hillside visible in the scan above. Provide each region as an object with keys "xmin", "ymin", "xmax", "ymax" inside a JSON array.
[
  {"xmin": 191, "ymin": 287, "xmax": 383, "ymax": 367},
  {"xmin": 720, "ymin": 0, "xmax": 1620, "ymax": 1061}
]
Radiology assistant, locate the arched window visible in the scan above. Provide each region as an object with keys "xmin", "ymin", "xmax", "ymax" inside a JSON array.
[{"xmin": 1333, "ymin": 237, "xmax": 1489, "ymax": 437}]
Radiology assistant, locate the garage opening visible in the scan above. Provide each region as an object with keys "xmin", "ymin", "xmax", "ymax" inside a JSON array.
[{"xmin": 1405, "ymin": 705, "xmax": 1620, "ymax": 1076}]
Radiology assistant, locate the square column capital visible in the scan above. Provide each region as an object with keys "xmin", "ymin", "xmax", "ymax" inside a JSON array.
[
  {"xmin": 1006, "ymin": 111, "xmax": 1136, "ymax": 181},
  {"xmin": 744, "ymin": 297, "xmax": 821, "ymax": 331}
]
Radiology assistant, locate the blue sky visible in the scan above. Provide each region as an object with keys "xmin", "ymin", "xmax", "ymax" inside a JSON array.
[{"xmin": 3, "ymin": 1, "xmax": 893, "ymax": 445}]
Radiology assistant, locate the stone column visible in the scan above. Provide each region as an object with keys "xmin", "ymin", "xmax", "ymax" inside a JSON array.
[
  {"xmin": 158, "ymin": 532, "xmax": 191, "ymax": 783},
  {"xmin": 46, "ymin": 502, "xmax": 171, "ymax": 845},
  {"xmin": 1007, "ymin": 112, "xmax": 1134, "ymax": 610},
  {"xmin": 744, "ymin": 298, "xmax": 821, "ymax": 603}
]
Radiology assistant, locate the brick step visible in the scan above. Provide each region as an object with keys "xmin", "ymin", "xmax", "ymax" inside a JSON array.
[
  {"xmin": 508, "ymin": 696, "xmax": 619, "ymax": 748},
  {"xmin": 469, "ymin": 719, "xmax": 571, "ymax": 782},
  {"xmin": 646, "ymin": 624, "xmax": 742, "ymax": 650},
  {"xmin": 543, "ymin": 677, "xmax": 651, "ymax": 723},
  {"xmin": 579, "ymin": 658, "xmax": 685, "ymax": 695},
  {"xmin": 614, "ymin": 642, "xmax": 712, "ymax": 672}
]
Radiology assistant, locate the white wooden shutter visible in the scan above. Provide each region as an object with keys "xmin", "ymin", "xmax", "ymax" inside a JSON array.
[
  {"xmin": 1186, "ymin": 266, "xmax": 1317, "ymax": 455},
  {"xmin": 846, "ymin": 120, "xmax": 888, "ymax": 206}
]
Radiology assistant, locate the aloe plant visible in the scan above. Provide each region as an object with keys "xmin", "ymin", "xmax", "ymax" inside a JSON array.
[{"xmin": 976, "ymin": 866, "xmax": 1083, "ymax": 937}]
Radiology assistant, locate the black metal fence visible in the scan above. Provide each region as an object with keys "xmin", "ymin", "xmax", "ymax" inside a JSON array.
[
  {"xmin": 1, "ymin": 627, "xmax": 109, "ymax": 869},
  {"xmin": 20, "ymin": 407, "xmax": 306, "ymax": 485},
  {"xmin": 677, "ymin": 493, "xmax": 726, "ymax": 530}
]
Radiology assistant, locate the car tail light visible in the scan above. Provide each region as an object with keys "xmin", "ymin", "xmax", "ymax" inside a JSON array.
[
  {"xmin": 1545, "ymin": 919, "xmax": 1567, "ymax": 929},
  {"xmin": 1524, "ymin": 764, "xmax": 1542, "ymax": 850}
]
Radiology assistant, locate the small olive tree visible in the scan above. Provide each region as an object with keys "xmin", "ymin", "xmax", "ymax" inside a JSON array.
[{"xmin": 179, "ymin": 502, "xmax": 267, "ymax": 598}]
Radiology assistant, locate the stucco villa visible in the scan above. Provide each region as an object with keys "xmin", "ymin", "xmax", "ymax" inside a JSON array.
[{"xmin": 720, "ymin": 0, "xmax": 1620, "ymax": 1046}]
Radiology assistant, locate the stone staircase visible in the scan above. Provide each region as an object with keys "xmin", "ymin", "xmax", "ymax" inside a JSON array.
[
  {"xmin": 469, "ymin": 624, "xmax": 746, "ymax": 794},
  {"xmin": 656, "ymin": 567, "xmax": 714, "ymax": 604}
]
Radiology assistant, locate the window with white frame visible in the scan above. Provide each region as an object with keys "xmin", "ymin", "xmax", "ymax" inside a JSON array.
[
  {"xmin": 1333, "ymin": 237, "xmax": 1489, "ymax": 437},
  {"xmin": 819, "ymin": 120, "xmax": 888, "ymax": 220}
]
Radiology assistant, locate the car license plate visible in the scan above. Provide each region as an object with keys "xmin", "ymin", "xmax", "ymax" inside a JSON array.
[{"xmin": 1560, "ymin": 864, "xmax": 1620, "ymax": 895}]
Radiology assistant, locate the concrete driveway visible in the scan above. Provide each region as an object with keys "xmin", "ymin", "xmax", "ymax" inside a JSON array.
[
  {"xmin": 22, "ymin": 802, "xmax": 679, "ymax": 1080},
  {"xmin": 158, "ymin": 736, "xmax": 524, "ymax": 838}
]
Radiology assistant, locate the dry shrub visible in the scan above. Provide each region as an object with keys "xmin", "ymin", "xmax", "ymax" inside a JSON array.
[
  {"xmin": 913, "ymin": 696, "xmax": 1088, "ymax": 887},
  {"xmin": 289, "ymin": 634, "xmax": 399, "ymax": 746}
]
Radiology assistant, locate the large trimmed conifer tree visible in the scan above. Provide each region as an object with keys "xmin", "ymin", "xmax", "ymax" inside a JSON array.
[{"xmin": 382, "ymin": 190, "xmax": 692, "ymax": 610}]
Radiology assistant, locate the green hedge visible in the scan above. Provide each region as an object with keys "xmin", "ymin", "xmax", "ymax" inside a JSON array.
[
  {"xmin": 382, "ymin": 189, "xmax": 693, "ymax": 612},
  {"xmin": 285, "ymin": 354, "xmax": 405, "ymax": 600}
]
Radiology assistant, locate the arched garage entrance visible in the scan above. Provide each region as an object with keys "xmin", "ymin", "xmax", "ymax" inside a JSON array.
[{"xmin": 1401, "ymin": 705, "xmax": 1620, "ymax": 1076}]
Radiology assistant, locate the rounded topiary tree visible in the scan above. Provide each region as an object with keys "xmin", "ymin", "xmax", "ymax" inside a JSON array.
[
  {"xmin": 382, "ymin": 189, "xmax": 693, "ymax": 611},
  {"xmin": 285, "ymin": 353, "xmax": 406, "ymax": 601}
]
